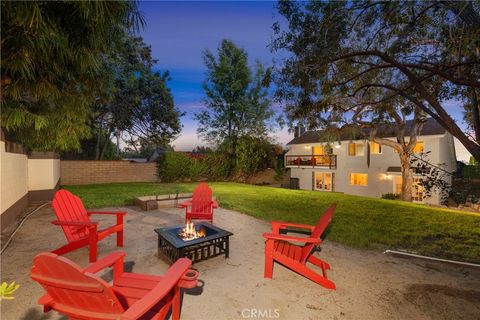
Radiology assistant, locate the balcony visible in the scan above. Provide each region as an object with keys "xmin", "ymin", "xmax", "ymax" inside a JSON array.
[{"xmin": 285, "ymin": 154, "xmax": 337, "ymax": 169}]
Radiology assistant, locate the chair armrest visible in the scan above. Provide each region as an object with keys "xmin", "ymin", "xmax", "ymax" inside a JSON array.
[
  {"xmin": 212, "ymin": 200, "xmax": 218, "ymax": 208},
  {"xmin": 271, "ymin": 221, "xmax": 315, "ymax": 231},
  {"xmin": 180, "ymin": 200, "xmax": 192, "ymax": 208},
  {"xmin": 87, "ymin": 211, "xmax": 127, "ymax": 216},
  {"xmin": 262, "ymin": 233, "xmax": 321, "ymax": 244},
  {"xmin": 51, "ymin": 221, "xmax": 98, "ymax": 227},
  {"xmin": 83, "ymin": 251, "xmax": 126, "ymax": 274},
  {"xmin": 121, "ymin": 258, "xmax": 194, "ymax": 320},
  {"xmin": 179, "ymin": 269, "xmax": 199, "ymax": 289}
]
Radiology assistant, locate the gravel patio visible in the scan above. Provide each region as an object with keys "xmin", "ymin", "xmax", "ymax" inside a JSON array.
[{"xmin": 1, "ymin": 204, "xmax": 479, "ymax": 320}]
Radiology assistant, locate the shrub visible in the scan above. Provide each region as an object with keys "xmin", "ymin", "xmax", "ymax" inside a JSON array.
[
  {"xmin": 157, "ymin": 151, "xmax": 230, "ymax": 182},
  {"xmin": 236, "ymin": 136, "xmax": 271, "ymax": 176},
  {"xmin": 462, "ymin": 165, "xmax": 480, "ymax": 179},
  {"xmin": 157, "ymin": 152, "xmax": 194, "ymax": 182},
  {"xmin": 381, "ymin": 193, "xmax": 400, "ymax": 200},
  {"xmin": 234, "ymin": 136, "xmax": 283, "ymax": 177},
  {"xmin": 202, "ymin": 153, "xmax": 230, "ymax": 180},
  {"xmin": 157, "ymin": 138, "xmax": 283, "ymax": 182}
]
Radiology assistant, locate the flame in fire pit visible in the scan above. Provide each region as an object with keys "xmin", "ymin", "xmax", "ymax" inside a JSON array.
[{"xmin": 178, "ymin": 221, "xmax": 206, "ymax": 241}]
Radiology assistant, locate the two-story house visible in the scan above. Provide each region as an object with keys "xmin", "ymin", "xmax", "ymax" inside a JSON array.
[{"xmin": 285, "ymin": 119, "xmax": 457, "ymax": 205}]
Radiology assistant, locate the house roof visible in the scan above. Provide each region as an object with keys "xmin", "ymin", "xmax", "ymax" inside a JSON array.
[{"xmin": 286, "ymin": 118, "xmax": 446, "ymax": 145}]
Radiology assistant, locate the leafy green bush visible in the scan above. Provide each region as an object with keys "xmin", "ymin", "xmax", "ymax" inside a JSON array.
[
  {"xmin": 157, "ymin": 152, "xmax": 230, "ymax": 182},
  {"xmin": 157, "ymin": 152, "xmax": 194, "ymax": 182},
  {"xmin": 273, "ymin": 155, "xmax": 286, "ymax": 181},
  {"xmin": 234, "ymin": 136, "xmax": 285, "ymax": 178},
  {"xmin": 381, "ymin": 193, "xmax": 400, "ymax": 200},
  {"xmin": 462, "ymin": 165, "xmax": 480, "ymax": 179},
  {"xmin": 202, "ymin": 153, "xmax": 229, "ymax": 179},
  {"xmin": 157, "ymin": 138, "xmax": 283, "ymax": 182},
  {"xmin": 236, "ymin": 136, "xmax": 272, "ymax": 175}
]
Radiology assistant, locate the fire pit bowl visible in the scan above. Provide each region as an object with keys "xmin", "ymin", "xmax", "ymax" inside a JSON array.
[{"xmin": 154, "ymin": 222, "xmax": 233, "ymax": 264}]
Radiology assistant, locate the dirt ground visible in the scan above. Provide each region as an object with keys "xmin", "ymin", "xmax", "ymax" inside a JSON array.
[{"xmin": 1, "ymin": 205, "xmax": 479, "ymax": 320}]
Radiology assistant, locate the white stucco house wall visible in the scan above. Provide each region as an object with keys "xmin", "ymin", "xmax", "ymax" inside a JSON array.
[{"xmin": 285, "ymin": 119, "xmax": 457, "ymax": 205}]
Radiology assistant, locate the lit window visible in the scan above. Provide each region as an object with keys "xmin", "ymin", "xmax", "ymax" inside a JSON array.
[
  {"xmin": 350, "ymin": 173, "xmax": 368, "ymax": 186},
  {"xmin": 413, "ymin": 141, "xmax": 424, "ymax": 153},
  {"xmin": 394, "ymin": 176, "xmax": 402, "ymax": 194},
  {"xmin": 348, "ymin": 143, "xmax": 364, "ymax": 156},
  {"xmin": 348, "ymin": 143, "xmax": 356, "ymax": 156},
  {"xmin": 393, "ymin": 141, "xmax": 425, "ymax": 154},
  {"xmin": 370, "ymin": 142, "xmax": 382, "ymax": 154},
  {"xmin": 312, "ymin": 146, "xmax": 325, "ymax": 155}
]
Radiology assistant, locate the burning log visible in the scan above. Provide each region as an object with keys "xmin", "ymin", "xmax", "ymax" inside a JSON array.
[{"xmin": 178, "ymin": 221, "xmax": 206, "ymax": 241}]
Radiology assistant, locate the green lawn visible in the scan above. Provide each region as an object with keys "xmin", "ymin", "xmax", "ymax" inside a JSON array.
[{"xmin": 64, "ymin": 182, "xmax": 480, "ymax": 263}]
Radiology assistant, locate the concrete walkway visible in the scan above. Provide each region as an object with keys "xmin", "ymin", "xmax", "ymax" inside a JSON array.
[{"xmin": 1, "ymin": 205, "xmax": 479, "ymax": 320}]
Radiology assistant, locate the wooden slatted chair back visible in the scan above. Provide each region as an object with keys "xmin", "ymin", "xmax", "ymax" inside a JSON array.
[
  {"xmin": 300, "ymin": 203, "xmax": 336, "ymax": 263},
  {"xmin": 52, "ymin": 190, "xmax": 91, "ymax": 242},
  {"xmin": 191, "ymin": 183, "xmax": 213, "ymax": 214},
  {"xmin": 31, "ymin": 253, "xmax": 124, "ymax": 317}
]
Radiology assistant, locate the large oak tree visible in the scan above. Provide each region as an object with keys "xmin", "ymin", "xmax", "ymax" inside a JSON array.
[
  {"xmin": 273, "ymin": 1, "xmax": 479, "ymax": 150},
  {"xmin": 273, "ymin": 0, "xmax": 480, "ymax": 200}
]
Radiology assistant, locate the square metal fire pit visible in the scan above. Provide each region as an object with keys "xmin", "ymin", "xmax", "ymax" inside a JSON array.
[{"xmin": 154, "ymin": 222, "xmax": 233, "ymax": 263}]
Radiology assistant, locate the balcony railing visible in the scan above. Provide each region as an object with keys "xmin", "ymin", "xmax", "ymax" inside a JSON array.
[{"xmin": 285, "ymin": 154, "xmax": 337, "ymax": 169}]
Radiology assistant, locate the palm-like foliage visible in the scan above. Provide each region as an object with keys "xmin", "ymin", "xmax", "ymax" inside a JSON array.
[{"xmin": 1, "ymin": 1, "xmax": 143, "ymax": 151}]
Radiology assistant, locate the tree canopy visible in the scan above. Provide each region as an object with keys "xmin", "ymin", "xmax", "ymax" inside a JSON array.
[
  {"xmin": 91, "ymin": 36, "xmax": 182, "ymax": 160},
  {"xmin": 1, "ymin": 1, "xmax": 143, "ymax": 151},
  {"xmin": 195, "ymin": 39, "xmax": 274, "ymax": 175},
  {"xmin": 273, "ymin": 0, "xmax": 480, "ymax": 159}
]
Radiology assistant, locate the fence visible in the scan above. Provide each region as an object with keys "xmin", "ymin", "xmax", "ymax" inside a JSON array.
[
  {"xmin": 1, "ymin": 136, "xmax": 60, "ymax": 231},
  {"xmin": 60, "ymin": 160, "xmax": 159, "ymax": 185}
]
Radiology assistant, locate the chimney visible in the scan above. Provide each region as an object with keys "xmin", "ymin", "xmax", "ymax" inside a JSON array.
[
  {"xmin": 294, "ymin": 126, "xmax": 306, "ymax": 138},
  {"xmin": 299, "ymin": 126, "xmax": 306, "ymax": 136}
]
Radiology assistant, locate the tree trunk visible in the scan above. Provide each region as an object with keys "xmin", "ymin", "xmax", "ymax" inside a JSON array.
[
  {"xmin": 470, "ymin": 88, "xmax": 480, "ymax": 142},
  {"xmin": 226, "ymin": 139, "xmax": 237, "ymax": 178},
  {"xmin": 99, "ymin": 129, "xmax": 112, "ymax": 160},
  {"xmin": 115, "ymin": 130, "xmax": 121, "ymax": 157},
  {"xmin": 95, "ymin": 130, "xmax": 101, "ymax": 160},
  {"xmin": 400, "ymin": 151, "xmax": 413, "ymax": 202}
]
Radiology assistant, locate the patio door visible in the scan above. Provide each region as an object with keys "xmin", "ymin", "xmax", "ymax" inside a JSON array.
[
  {"xmin": 314, "ymin": 172, "xmax": 334, "ymax": 191},
  {"xmin": 412, "ymin": 177, "xmax": 425, "ymax": 202},
  {"xmin": 393, "ymin": 175, "xmax": 424, "ymax": 202}
]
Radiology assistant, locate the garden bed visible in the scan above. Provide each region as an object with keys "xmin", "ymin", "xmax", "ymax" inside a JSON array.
[{"xmin": 134, "ymin": 193, "xmax": 193, "ymax": 210}]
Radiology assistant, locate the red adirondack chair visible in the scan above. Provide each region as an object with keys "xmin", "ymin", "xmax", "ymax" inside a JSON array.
[
  {"xmin": 263, "ymin": 203, "xmax": 336, "ymax": 290},
  {"xmin": 180, "ymin": 183, "xmax": 218, "ymax": 223},
  {"xmin": 51, "ymin": 189, "xmax": 126, "ymax": 262},
  {"xmin": 31, "ymin": 251, "xmax": 199, "ymax": 320}
]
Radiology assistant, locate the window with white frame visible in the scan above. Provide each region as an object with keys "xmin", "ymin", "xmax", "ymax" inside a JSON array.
[
  {"xmin": 349, "ymin": 173, "xmax": 368, "ymax": 186},
  {"xmin": 370, "ymin": 142, "xmax": 382, "ymax": 154},
  {"xmin": 348, "ymin": 142, "xmax": 364, "ymax": 156}
]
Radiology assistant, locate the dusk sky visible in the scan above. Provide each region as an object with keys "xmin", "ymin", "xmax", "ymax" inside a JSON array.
[
  {"xmin": 138, "ymin": 0, "xmax": 290, "ymax": 151},
  {"xmin": 138, "ymin": 1, "xmax": 471, "ymax": 161}
]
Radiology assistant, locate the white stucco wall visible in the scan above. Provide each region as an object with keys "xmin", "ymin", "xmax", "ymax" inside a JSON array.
[
  {"xmin": 28, "ymin": 159, "xmax": 60, "ymax": 191},
  {"xmin": 287, "ymin": 133, "xmax": 456, "ymax": 205},
  {"xmin": 0, "ymin": 141, "xmax": 29, "ymax": 213}
]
